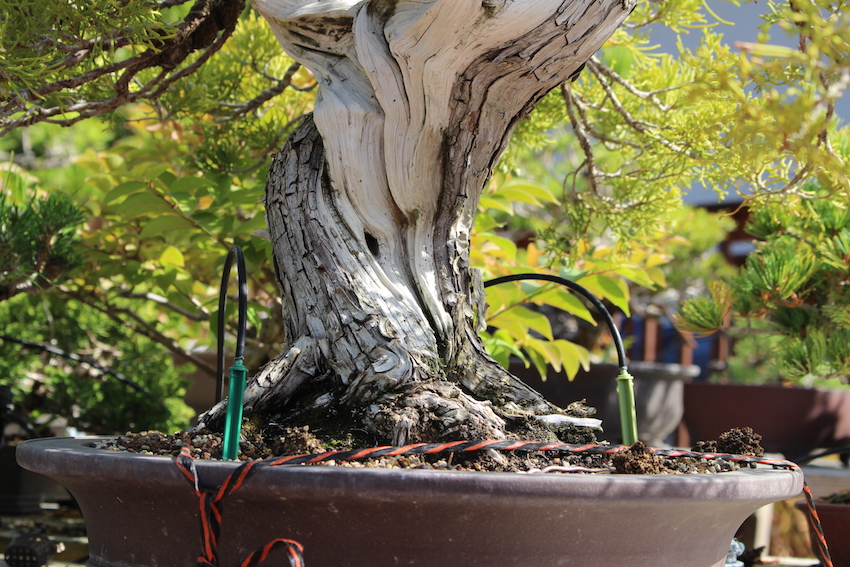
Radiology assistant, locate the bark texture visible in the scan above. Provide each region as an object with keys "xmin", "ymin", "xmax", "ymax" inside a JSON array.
[{"xmin": 201, "ymin": 0, "xmax": 635, "ymax": 445}]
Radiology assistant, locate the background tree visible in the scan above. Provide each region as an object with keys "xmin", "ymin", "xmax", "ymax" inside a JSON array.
[{"xmin": 675, "ymin": 168, "xmax": 850, "ymax": 386}]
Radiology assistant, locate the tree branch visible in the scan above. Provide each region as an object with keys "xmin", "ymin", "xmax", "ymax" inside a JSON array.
[
  {"xmin": 0, "ymin": 334, "xmax": 155, "ymax": 396},
  {"xmin": 58, "ymin": 287, "xmax": 217, "ymax": 377},
  {"xmin": 0, "ymin": 0, "xmax": 246, "ymax": 135},
  {"xmin": 218, "ymin": 62, "xmax": 304, "ymax": 121},
  {"xmin": 117, "ymin": 290, "xmax": 210, "ymax": 321}
]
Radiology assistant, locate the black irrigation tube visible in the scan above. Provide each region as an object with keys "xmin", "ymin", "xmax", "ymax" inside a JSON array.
[
  {"xmin": 482, "ymin": 273, "xmax": 628, "ymax": 370},
  {"xmin": 215, "ymin": 245, "xmax": 248, "ymax": 405},
  {"xmin": 483, "ymin": 272, "xmax": 638, "ymax": 445},
  {"xmin": 793, "ymin": 444, "xmax": 850, "ymax": 466}
]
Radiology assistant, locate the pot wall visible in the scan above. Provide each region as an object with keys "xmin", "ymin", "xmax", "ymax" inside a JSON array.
[{"xmin": 18, "ymin": 437, "xmax": 803, "ymax": 567}]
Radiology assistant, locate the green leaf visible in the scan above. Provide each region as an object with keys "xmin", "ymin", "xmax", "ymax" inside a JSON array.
[
  {"xmin": 494, "ymin": 187, "xmax": 543, "ymax": 206},
  {"xmin": 485, "ymin": 284, "xmax": 526, "ymax": 315},
  {"xmin": 554, "ymin": 340, "xmax": 590, "ymax": 380},
  {"xmin": 239, "ymin": 214, "xmax": 269, "ymax": 234},
  {"xmin": 527, "ymin": 348, "xmax": 549, "ymax": 381},
  {"xmin": 229, "ymin": 189, "xmax": 263, "ymax": 206},
  {"xmin": 480, "ymin": 234, "xmax": 517, "ymax": 262},
  {"xmin": 487, "ymin": 315, "xmax": 529, "ymax": 342},
  {"xmin": 102, "ymin": 181, "xmax": 148, "ymax": 207},
  {"xmin": 475, "ymin": 215, "xmax": 501, "ymax": 232},
  {"xmin": 577, "ymin": 274, "xmax": 631, "ymax": 316},
  {"xmin": 84, "ymin": 176, "xmax": 114, "ymax": 195},
  {"xmin": 499, "ymin": 179, "xmax": 557, "ymax": 204},
  {"xmin": 113, "ymin": 192, "xmax": 173, "ymax": 218},
  {"xmin": 525, "ymin": 336, "xmax": 562, "ymax": 373},
  {"xmin": 158, "ymin": 171, "xmax": 177, "ymax": 189},
  {"xmin": 480, "ymin": 329, "xmax": 527, "ymax": 369},
  {"xmin": 531, "ymin": 287, "xmax": 596, "ymax": 324},
  {"xmin": 616, "ymin": 266, "xmax": 659, "ymax": 289},
  {"xmin": 139, "ymin": 215, "xmax": 194, "ymax": 239},
  {"xmin": 191, "ymin": 211, "xmax": 222, "ymax": 231},
  {"xmin": 171, "ymin": 176, "xmax": 215, "ymax": 194},
  {"xmin": 504, "ymin": 305, "xmax": 553, "ymax": 340},
  {"xmin": 155, "ymin": 269, "xmax": 178, "ymax": 291},
  {"xmin": 479, "ymin": 195, "xmax": 514, "ymax": 215},
  {"xmin": 645, "ymin": 266, "xmax": 667, "ymax": 288},
  {"xmin": 160, "ymin": 245, "xmax": 185, "ymax": 267},
  {"xmin": 139, "ymin": 164, "xmax": 172, "ymax": 182},
  {"xmin": 169, "ymin": 192, "xmax": 198, "ymax": 212}
]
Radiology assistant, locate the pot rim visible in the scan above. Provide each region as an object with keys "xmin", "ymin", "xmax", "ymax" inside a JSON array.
[
  {"xmin": 795, "ymin": 499, "xmax": 850, "ymax": 510},
  {"xmin": 17, "ymin": 436, "xmax": 805, "ymax": 503}
]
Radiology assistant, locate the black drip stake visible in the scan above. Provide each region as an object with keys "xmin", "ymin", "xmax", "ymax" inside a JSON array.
[{"xmin": 4, "ymin": 532, "xmax": 63, "ymax": 567}]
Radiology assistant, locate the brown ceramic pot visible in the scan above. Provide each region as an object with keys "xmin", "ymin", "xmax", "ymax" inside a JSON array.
[
  {"xmin": 18, "ymin": 437, "xmax": 803, "ymax": 567},
  {"xmin": 795, "ymin": 499, "xmax": 850, "ymax": 567},
  {"xmin": 683, "ymin": 383, "xmax": 850, "ymax": 460}
]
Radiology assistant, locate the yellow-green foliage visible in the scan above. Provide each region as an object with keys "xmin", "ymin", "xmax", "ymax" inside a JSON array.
[{"xmin": 509, "ymin": 0, "xmax": 848, "ymax": 252}]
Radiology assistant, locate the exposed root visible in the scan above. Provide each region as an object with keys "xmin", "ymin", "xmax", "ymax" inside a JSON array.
[
  {"xmin": 198, "ymin": 336, "xmax": 318, "ymax": 431},
  {"xmin": 363, "ymin": 381, "xmax": 507, "ymax": 445}
]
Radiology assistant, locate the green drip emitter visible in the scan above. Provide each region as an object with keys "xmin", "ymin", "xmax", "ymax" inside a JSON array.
[{"xmin": 216, "ymin": 245, "xmax": 249, "ymax": 461}]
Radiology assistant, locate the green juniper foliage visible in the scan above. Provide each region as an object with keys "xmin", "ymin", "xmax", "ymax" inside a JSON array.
[
  {"xmin": 676, "ymin": 180, "xmax": 850, "ymax": 385},
  {"xmin": 0, "ymin": 176, "xmax": 194, "ymax": 435},
  {"xmin": 0, "ymin": 0, "xmax": 246, "ymax": 135},
  {"xmin": 0, "ymin": 191, "xmax": 85, "ymax": 301},
  {"xmin": 0, "ymin": 293, "xmax": 194, "ymax": 435}
]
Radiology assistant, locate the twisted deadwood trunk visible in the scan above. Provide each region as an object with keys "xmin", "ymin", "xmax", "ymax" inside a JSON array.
[{"xmin": 201, "ymin": 0, "xmax": 635, "ymax": 445}]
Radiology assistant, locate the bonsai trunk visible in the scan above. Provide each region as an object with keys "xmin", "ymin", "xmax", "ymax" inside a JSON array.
[{"xmin": 201, "ymin": 0, "xmax": 635, "ymax": 445}]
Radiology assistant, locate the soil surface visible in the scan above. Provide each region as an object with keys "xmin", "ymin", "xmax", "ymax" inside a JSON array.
[{"xmin": 90, "ymin": 426, "xmax": 766, "ymax": 475}]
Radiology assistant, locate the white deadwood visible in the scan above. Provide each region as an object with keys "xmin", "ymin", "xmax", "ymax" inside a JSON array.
[{"xmin": 201, "ymin": 0, "xmax": 635, "ymax": 444}]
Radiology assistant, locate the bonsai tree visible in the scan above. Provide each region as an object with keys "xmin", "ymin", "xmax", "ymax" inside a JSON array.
[
  {"xmin": 2, "ymin": 0, "xmax": 848, "ymax": 448},
  {"xmin": 2, "ymin": 0, "xmax": 638, "ymax": 446}
]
